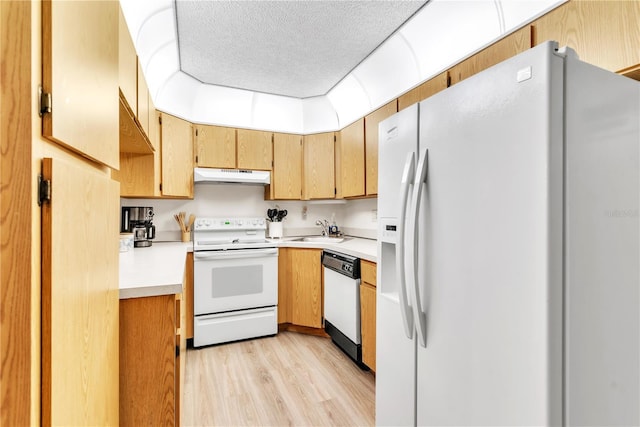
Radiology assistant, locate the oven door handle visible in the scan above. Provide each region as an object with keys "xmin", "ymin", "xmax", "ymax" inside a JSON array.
[{"xmin": 194, "ymin": 248, "xmax": 278, "ymax": 260}]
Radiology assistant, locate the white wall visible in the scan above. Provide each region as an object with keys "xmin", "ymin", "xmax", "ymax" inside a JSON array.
[{"xmin": 121, "ymin": 184, "xmax": 378, "ymax": 240}]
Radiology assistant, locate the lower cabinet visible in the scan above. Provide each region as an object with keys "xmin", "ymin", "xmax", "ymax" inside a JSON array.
[
  {"xmin": 278, "ymin": 248, "xmax": 324, "ymax": 329},
  {"xmin": 119, "ymin": 291, "xmax": 185, "ymax": 426},
  {"xmin": 360, "ymin": 260, "xmax": 377, "ymax": 372}
]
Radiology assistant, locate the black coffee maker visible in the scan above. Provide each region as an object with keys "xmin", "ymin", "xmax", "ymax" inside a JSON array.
[{"xmin": 121, "ymin": 206, "xmax": 156, "ymax": 247}]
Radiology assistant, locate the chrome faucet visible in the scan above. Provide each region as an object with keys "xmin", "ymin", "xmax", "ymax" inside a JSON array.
[{"xmin": 315, "ymin": 219, "xmax": 330, "ymax": 236}]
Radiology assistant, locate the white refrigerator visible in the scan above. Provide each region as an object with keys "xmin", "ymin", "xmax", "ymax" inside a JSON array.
[{"xmin": 376, "ymin": 41, "xmax": 639, "ymax": 426}]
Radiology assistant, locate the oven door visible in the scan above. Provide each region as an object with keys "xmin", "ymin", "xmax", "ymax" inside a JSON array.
[{"xmin": 193, "ymin": 247, "xmax": 278, "ymax": 315}]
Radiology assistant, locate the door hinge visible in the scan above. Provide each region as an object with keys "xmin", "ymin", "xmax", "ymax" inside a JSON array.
[
  {"xmin": 38, "ymin": 85, "xmax": 52, "ymax": 117},
  {"xmin": 176, "ymin": 345, "xmax": 180, "ymax": 358},
  {"xmin": 195, "ymin": 129, "xmax": 199, "ymax": 137},
  {"xmin": 271, "ymin": 160, "xmax": 274, "ymax": 167},
  {"xmin": 159, "ymin": 183, "xmax": 163, "ymax": 192},
  {"xmin": 195, "ymin": 155, "xmax": 199, "ymax": 164},
  {"xmin": 38, "ymin": 174, "xmax": 51, "ymax": 205},
  {"xmin": 334, "ymin": 134, "xmax": 337, "ymax": 142},
  {"xmin": 159, "ymin": 116, "xmax": 162, "ymax": 125},
  {"xmin": 334, "ymin": 187, "xmax": 337, "ymax": 196}
]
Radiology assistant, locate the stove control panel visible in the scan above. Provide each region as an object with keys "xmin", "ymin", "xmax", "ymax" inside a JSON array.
[{"xmin": 194, "ymin": 217, "xmax": 266, "ymax": 231}]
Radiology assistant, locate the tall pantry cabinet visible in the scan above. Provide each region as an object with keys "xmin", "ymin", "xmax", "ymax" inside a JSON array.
[{"xmin": 40, "ymin": 1, "xmax": 120, "ymax": 425}]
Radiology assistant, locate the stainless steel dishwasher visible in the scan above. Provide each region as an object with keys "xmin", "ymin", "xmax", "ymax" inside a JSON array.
[{"xmin": 322, "ymin": 249, "xmax": 364, "ymax": 367}]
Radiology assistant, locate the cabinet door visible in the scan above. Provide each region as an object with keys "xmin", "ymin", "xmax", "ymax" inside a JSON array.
[
  {"xmin": 161, "ymin": 113, "xmax": 194, "ymax": 198},
  {"xmin": 360, "ymin": 283, "xmax": 376, "ymax": 371},
  {"xmin": 449, "ymin": 26, "xmax": 532, "ymax": 86},
  {"xmin": 335, "ymin": 118, "xmax": 365, "ymax": 198},
  {"xmin": 398, "ymin": 71, "xmax": 449, "ymax": 111},
  {"xmin": 41, "ymin": 157, "xmax": 119, "ymax": 426},
  {"xmin": 272, "ymin": 133, "xmax": 302, "ymax": 199},
  {"xmin": 42, "ymin": 0, "xmax": 119, "ymax": 170},
  {"xmin": 533, "ymin": 1, "xmax": 640, "ymax": 75},
  {"xmin": 278, "ymin": 248, "xmax": 292, "ymax": 324},
  {"xmin": 364, "ymin": 101, "xmax": 397, "ymax": 196},
  {"xmin": 120, "ymin": 295, "xmax": 176, "ymax": 426},
  {"xmin": 118, "ymin": 6, "xmax": 136, "ymax": 113},
  {"xmin": 137, "ymin": 61, "xmax": 150, "ymax": 137},
  {"xmin": 195, "ymin": 125, "xmax": 236, "ymax": 168},
  {"xmin": 303, "ymin": 132, "xmax": 335, "ymax": 200},
  {"xmin": 291, "ymin": 249, "xmax": 323, "ymax": 328},
  {"xmin": 237, "ymin": 129, "xmax": 273, "ymax": 170}
]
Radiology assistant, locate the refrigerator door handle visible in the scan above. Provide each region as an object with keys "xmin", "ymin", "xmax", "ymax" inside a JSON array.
[
  {"xmin": 408, "ymin": 148, "xmax": 429, "ymax": 347},
  {"xmin": 396, "ymin": 152, "xmax": 416, "ymax": 339}
]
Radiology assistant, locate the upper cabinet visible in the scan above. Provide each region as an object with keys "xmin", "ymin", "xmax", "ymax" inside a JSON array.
[
  {"xmin": 449, "ymin": 26, "xmax": 532, "ymax": 86},
  {"xmin": 118, "ymin": 7, "xmax": 137, "ymax": 114},
  {"xmin": 269, "ymin": 133, "xmax": 303, "ymax": 200},
  {"xmin": 194, "ymin": 126, "xmax": 272, "ymax": 171},
  {"xmin": 161, "ymin": 114, "xmax": 194, "ymax": 198},
  {"xmin": 335, "ymin": 118, "xmax": 365, "ymax": 198},
  {"xmin": 42, "ymin": 0, "xmax": 119, "ymax": 170},
  {"xmin": 237, "ymin": 129, "xmax": 273, "ymax": 170},
  {"xmin": 398, "ymin": 71, "xmax": 449, "ymax": 111},
  {"xmin": 532, "ymin": 1, "xmax": 640, "ymax": 76},
  {"xmin": 194, "ymin": 125, "xmax": 236, "ymax": 168},
  {"xmin": 364, "ymin": 101, "xmax": 397, "ymax": 196},
  {"xmin": 303, "ymin": 132, "xmax": 335, "ymax": 200}
]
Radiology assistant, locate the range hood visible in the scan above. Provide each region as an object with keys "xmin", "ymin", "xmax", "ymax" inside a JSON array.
[{"xmin": 194, "ymin": 167, "xmax": 271, "ymax": 185}]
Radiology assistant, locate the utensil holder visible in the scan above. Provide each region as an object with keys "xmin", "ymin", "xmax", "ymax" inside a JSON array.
[
  {"xmin": 181, "ymin": 231, "xmax": 191, "ymax": 242},
  {"xmin": 268, "ymin": 222, "xmax": 283, "ymax": 239}
]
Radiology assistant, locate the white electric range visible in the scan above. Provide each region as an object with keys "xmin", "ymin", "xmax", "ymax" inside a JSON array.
[{"xmin": 192, "ymin": 217, "xmax": 278, "ymax": 347}]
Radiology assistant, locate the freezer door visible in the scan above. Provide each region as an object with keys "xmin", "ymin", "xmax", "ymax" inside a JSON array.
[
  {"xmin": 415, "ymin": 42, "xmax": 564, "ymax": 425},
  {"xmin": 564, "ymin": 54, "xmax": 639, "ymax": 426}
]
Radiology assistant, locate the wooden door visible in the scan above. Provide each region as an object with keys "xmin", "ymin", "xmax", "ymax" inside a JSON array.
[
  {"xmin": 449, "ymin": 26, "xmax": 532, "ymax": 86},
  {"xmin": 302, "ymin": 132, "xmax": 335, "ymax": 200},
  {"xmin": 118, "ymin": 6, "xmax": 137, "ymax": 114},
  {"xmin": 42, "ymin": 0, "xmax": 119, "ymax": 170},
  {"xmin": 290, "ymin": 249, "xmax": 322, "ymax": 328},
  {"xmin": 237, "ymin": 129, "xmax": 273, "ymax": 170},
  {"xmin": 277, "ymin": 248, "xmax": 292, "ymax": 324},
  {"xmin": 360, "ymin": 261, "xmax": 377, "ymax": 371},
  {"xmin": 137, "ymin": 61, "xmax": 150, "ymax": 137},
  {"xmin": 533, "ymin": 1, "xmax": 640, "ymax": 75},
  {"xmin": 364, "ymin": 101, "xmax": 397, "ymax": 196},
  {"xmin": 398, "ymin": 71, "xmax": 449, "ymax": 111},
  {"xmin": 41, "ymin": 157, "xmax": 120, "ymax": 426},
  {"xmin": 194, "ymin": 124, "xmax": 236, "ymax": 168},
  {"xmin": 161, "ymin": 113, "xmax": 194, "ymax": 198},
  {"xmin": 335, "ymin": 118, "xmax": 365, "ymax": 198},
  {"xmin": 272, "ymin": 133, "xmax": 302, "ymax": 199}
]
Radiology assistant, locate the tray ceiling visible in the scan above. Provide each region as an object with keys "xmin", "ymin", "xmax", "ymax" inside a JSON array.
[{"xmin": 176, "ymin": 0, "xmax": 427, "ymax": 99}]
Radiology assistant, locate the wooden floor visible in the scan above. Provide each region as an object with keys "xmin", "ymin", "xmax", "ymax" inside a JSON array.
[{"xmin": 183, "ymin": 331, "xmax": 375, "ymax": 426}]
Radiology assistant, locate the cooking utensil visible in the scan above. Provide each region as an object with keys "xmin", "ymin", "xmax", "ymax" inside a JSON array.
[
  {"xmin": 277, "ymin": 209, "xmax": 287, "ymax": 221},
  {"xmin": 267, "ymin": 208, "xmax": 278, "ymax": 222},
  {"xmin": 188, "ymin": 214, "xmax": 196, "ymax": 232}
]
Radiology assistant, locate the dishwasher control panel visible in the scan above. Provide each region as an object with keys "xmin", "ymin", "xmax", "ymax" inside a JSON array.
[{"xmin": 322, "ymin": 250, "xmax": 360, "ymax": 279}]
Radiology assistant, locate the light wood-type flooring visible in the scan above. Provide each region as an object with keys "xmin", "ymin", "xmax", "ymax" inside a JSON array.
[{"xmin": 183, "ymin": 331, "xmax": 375, "ymax": 426}]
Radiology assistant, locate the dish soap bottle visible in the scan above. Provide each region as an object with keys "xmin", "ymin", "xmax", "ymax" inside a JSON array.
[{"xmin": 329, "ymin": 213, "xmax": 338, "ymax": 236}]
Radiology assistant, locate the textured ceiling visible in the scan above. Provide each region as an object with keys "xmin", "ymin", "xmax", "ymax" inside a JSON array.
[{"xmin": 176, "ymin": 0, "xmax": 427, "ymax": 99}]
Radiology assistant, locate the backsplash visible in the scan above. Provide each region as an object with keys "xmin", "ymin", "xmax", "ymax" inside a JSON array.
[{"xmin": 121, "ymin": 184, "xmax": 378, "ymax": 240}]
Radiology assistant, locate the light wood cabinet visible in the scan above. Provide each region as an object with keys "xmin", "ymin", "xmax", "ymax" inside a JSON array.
[
  {"xmin": 161, "ymin": 113, "xmax": 194, "ymax": 198},
  {"xmin": 532, "ymin": 0, "xmax": 640, "ymax": 76},
  {"xmin": 137, "ymin": 61, "xmax": 150, "ymax": 137},
  {"xmin": 335, "ymin": 118, "xmax": 365, "ymax": 198},
  {"xmin": 278, "ymin": 248, "xmax": 323, "ymax": 329},
  {"xmin": 303, "ymin": 132, "xmax": 335, "ymax": 200},
  {"xmin": 194, "ymin": 124, "xmax": 236, "ymax": 168},
  {"xmin": 120, "ymin": 293, "xmax": 183, "ymax": 426},
  {"xmin": 41, "ymin": 1, "xmax": 120, "ymax": 424},
  {"xmin": 42, "ymin": 0, "xmax": 119, "ymax": 170},
  {"xmin": 237, "ymin": 129, "xmax": 273, "ymax": 170},
  {"xmin": 398, "ymin": 71, "xmax": 449, "ymax": 111},
  {"xmin": 41, "ymin": 157, "xmax": 120, "ymax": 426},
  {"xmin": 360, "ymin": 260, "xmax": 377, "ymax": 372},
  {"xmin": 118, "ymin": 6, "xmax": 137, "ymax": 115},
  {"xmin": 449, "ymin": 26, "xmax": 532, "ymax": 86},
  {"xmin": 364, "ymin": 101, "xmax": 397, "ymax": 196},
  {"xmin": 268, "ymin": 133, "xmax": 303, "ymax": 200}
]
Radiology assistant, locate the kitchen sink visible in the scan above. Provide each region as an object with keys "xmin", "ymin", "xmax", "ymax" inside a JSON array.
[{"xmin": 302, "ymin": 236, "xmax": 345, "ymax": 243}]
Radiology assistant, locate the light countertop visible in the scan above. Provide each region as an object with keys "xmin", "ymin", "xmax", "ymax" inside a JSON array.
[
  {"xmin": 119, "ymin": 237, "xmax": 377, "ymax": 300},
  {"xmin": 272, "ymin": 236, "xmax": 377, "ymax": 262},
  {"xmin": 119, "ymin": 242, "xmax": 191, "ymax": 299}
]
